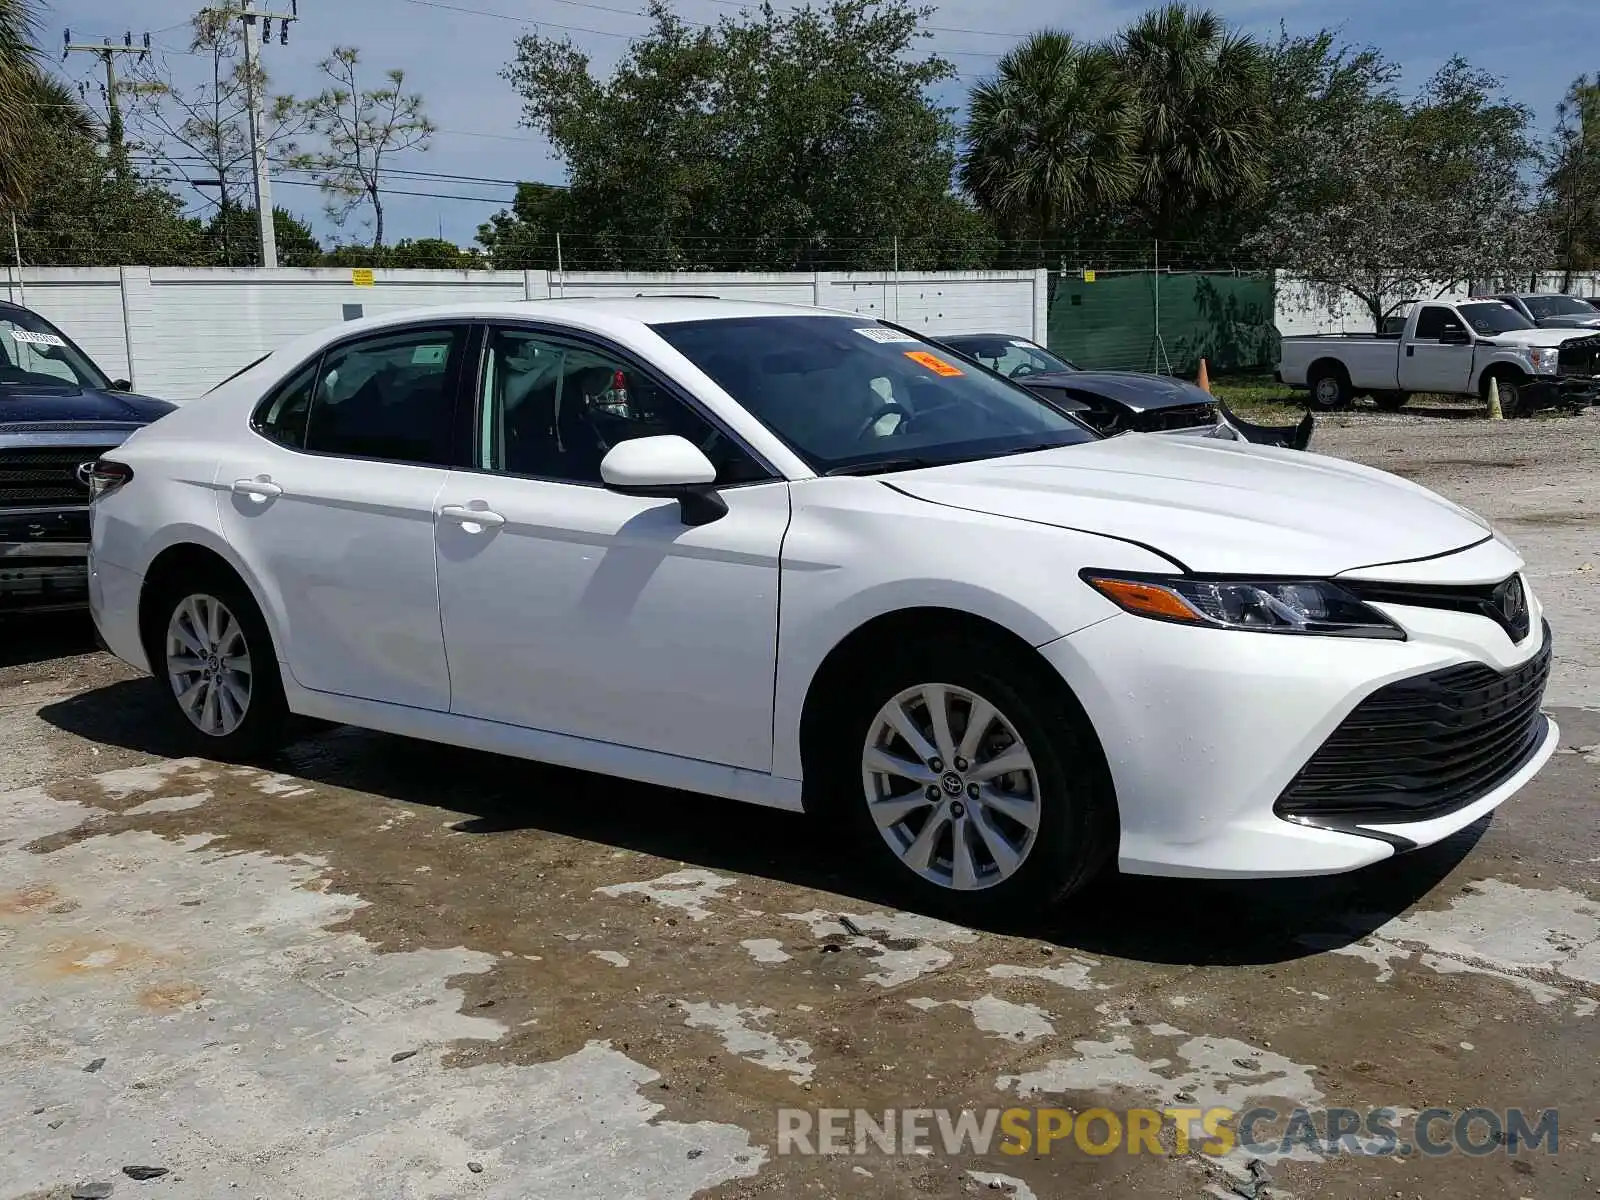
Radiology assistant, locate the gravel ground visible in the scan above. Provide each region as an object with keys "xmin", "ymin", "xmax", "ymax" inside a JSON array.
[{"xmin": 2, "ymin": 411, "xmax": 1597, "ymax": 1200}]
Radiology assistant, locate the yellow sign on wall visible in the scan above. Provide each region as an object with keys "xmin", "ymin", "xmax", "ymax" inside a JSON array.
[
  {"xmin": 351, "ymin": 268, "xmax": 375, "ymax": 287},
  {"xmin": 1083, "ymin": 270, "xmax": 1097, "ymax": 283}
]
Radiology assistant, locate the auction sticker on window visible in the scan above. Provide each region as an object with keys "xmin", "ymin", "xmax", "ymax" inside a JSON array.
[
  {"xmin": 854, "ymin": 327, "xmax": 918, "ymax": 344},
  {"xmin": 904, "ymin": 350, "xmax": 964, "ymax": 377},
  {"xmin": 10, "ymin": 329, "xmax": 65, "ymax": 347}
]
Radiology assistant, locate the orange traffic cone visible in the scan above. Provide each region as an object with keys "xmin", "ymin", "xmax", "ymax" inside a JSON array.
[{"xmin": 1196, "ymin": 358, "xmax": 1211, "ymax": 394}]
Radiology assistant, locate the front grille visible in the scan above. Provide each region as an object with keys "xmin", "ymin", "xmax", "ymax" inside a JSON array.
[
  {"xmin": 0, "ymin": 446, "xmax": 114, "ymax": 509},
  {"xmin": 1558, "ymin": 334, "xmax": 1600, "ymax": 378},
  {"xmin": 1275, "ymin": 623, "xmax": 1552, "ymax": 828},
  {"xmin": 1136, "ymin": 402, "xmax": 1218, "ymax": 433},
  {"xmin": 1345, "ymin": 574, "xmax": 1530, "ymax": 643}
]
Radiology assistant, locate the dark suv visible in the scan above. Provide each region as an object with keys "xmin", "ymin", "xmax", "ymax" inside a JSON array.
[{"xmin": 1, "ymin": 301, "xmax": 173, "ymax": 611}]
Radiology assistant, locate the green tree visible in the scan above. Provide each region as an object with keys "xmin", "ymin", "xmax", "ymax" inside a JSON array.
[
  {"xmin": 476, "ymin": 181, "xmax": 571, "ymax": 268},
  {"xmin": 387, "ymin": 237, "xmax": 485, "ymax": 269},
  {"xmin": 1543, "ymin": 76, "xmax": 1600, "ymax": 287},
  {"xmin": 958, "ymin": 32, "xmax": 1138, "ymax": 242},
  {"xmin": 290, "ymin": 47, "xmax": 434, "ymax": 250},
  {"xmin": 1114, "ymin": 4, "xmax": 1270, "ymax": 243},
  {"xmin": 203, "ymin": 206, "xmax": 322, "ymax": 266},
  {"xmin": 124, "ymin": 7, "xmax": 304, "ymax": 264},
  {"xmin": 501, "ymin": 0, "xmax": 960, "ymax": 270},
  {"xmin": 12, "ymin": 122, "xmax": 207, "ymax": 265},
  {"xmin": 1247, "ymin": 56, "xmax": 1545, "ymax": 329}
]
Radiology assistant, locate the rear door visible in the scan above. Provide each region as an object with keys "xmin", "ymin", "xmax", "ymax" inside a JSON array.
[
  {"xmin": 1399, "ymin": 305, "xmax": 1475, "ymax": 393},
  {"xmin": 216, "ymin": 323, "xmax": 470, "ymax": 710}
]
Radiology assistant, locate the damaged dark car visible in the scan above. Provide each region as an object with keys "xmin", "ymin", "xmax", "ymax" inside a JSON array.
[{"xmin": 932, "ymin": 332, "xmax": 1313, "ymax": 450}]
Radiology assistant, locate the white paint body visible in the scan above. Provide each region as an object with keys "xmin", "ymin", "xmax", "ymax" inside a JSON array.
[{"xmin": 90, "ymin": 298, "xmax": 1557, "ymax": 881}]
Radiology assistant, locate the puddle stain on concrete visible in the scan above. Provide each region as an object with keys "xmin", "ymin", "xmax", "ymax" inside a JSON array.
[
  {"xmin": 907, "ymin": 995, "xmax": 1055, "ymax": 1043},
  {"xmin": 678, "ymin": 1000, "xmax": 815, "ymax": 1083},
  {"xmin": 987, "ymin": 957, "xmax": 1110, "ymax": 992},
  {"xmin": 1, "ymin": 771, "xmax": 768, "ymax": 1198},
  {"xmin": 595, "ymin": 868, "xmax": 739, "ymax": 921},
  {"xmin": 1297, "ymin": 878, "xmax": 1600, "ymax": 1014},
  {"xmin": 783, "ymin": 908, "xmax": 978, "ymax": 987}
]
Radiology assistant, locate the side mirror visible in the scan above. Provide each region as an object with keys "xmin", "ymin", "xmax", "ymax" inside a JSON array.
[
  {"xmin": 599, "ymin": 434, "xmax": 726, "ymax": 526},
  {"xmin": 1438, "ymin": 326, "xmax": 1471, "ymax": 346},
  {"xmin": 110, "ymin": 378, "xmax": 133, "ymax": 391}
]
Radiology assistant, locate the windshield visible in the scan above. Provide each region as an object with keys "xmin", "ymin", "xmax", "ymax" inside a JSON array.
[
  {"xmin": 939, "ymin": 334, "xmax": 1079, "ymax": 379},
  {"xmin": 1458, "ymin": 302, "xmax": 1535, "ymax": 336},
  {"xmin": 0, "ymin": 308, "xmax": 111, "ymax": 390},
  {"xmin": 652, "ymin": 316, "xmax": 1096, "ymax": 474},
  {"xmin": 1522, "ymin": 295, "xmax": 1598, "ymax": 319}
]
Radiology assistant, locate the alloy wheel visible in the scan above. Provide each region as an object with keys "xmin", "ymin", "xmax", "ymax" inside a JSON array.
[
  {"xmin": 165, "ymin": 593, "xmax": 253, "ymax": 737},
  {"xmin": 861, "ymin": 683, "xmax": 1041, "ymax": 891}
]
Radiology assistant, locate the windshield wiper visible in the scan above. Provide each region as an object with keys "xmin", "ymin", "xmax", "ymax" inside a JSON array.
[{"xmin": 823, "ymin": 457, "xmax": 941, "ymax": 476}]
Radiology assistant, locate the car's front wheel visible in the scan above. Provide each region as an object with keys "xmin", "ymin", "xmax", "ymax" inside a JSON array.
[
  {"xmin": 155, "ymin": 573, "xmax": 287, "ymax": 759},
  {"xmin": 819, "ymin": 640, "xmax": 1117, "ymax": 919}
]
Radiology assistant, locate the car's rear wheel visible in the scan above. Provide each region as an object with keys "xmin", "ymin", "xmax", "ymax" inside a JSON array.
[
  {"xmin": 155, "ymin": 572, "xmax": 287, "ymax": 759},
  {"xmin": 817, "ymin": 640, "xmax": 1116, "ymax": 920}
]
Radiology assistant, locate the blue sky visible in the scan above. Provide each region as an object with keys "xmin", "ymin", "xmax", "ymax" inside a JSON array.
[{"xmin": 48, "ymin": 0, "xmax": 1600, "ymax": 248}]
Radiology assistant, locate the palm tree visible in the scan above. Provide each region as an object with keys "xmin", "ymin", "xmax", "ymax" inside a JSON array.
[
  {"xmin": 1115, "ymin": 3, "xmax": 1269, "ymax": 241},
  {"xmin": 959, "ymin": 31, "xmax": 1139, "ymax": 241},
  {"xmin": 1, "ymin": 0, "xmax": 95, "ymax": 214}
]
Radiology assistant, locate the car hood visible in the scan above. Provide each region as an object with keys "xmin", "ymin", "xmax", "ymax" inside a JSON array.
[
  {"xmin": 1044, "ymin": 371, "xmax": 1217, "ymax": 413},
  {"xmin": 1483, "ymin": 327, "xmax": 1599, "ymax": 347},
  {"xmin": 0, "ymin": 384, "xmax": 174, "ymax": 428},
  {"xmin": 1538, "ymin": 316, "xmax": 1600, "ymax": 329},
  {"xmin": 888, "ymin": 434, "xmax": 1490, "ymax": 577}
]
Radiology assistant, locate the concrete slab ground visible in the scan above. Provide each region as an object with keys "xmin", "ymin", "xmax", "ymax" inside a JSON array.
[{"xmin": 1, "ymin": 410, "xmax": 1596, "ymax": 1199}]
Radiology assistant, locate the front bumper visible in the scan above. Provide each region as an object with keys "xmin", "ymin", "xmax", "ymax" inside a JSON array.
[
  {"xmin": 1041, "ymin": 560, "xmax": 1555, "ymax": 878},
  {"xmin": 1527, "ymin": 375, "xmax": 1600, "ymax": 408},
  {"xmin": 0, "ymin": 540, "xmax": 88, "ymax": 612}
]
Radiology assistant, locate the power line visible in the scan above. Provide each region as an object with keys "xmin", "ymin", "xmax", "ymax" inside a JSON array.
[{"xmin": 398, "ymin": 0, "xmax": 1009, "ymax": 58}]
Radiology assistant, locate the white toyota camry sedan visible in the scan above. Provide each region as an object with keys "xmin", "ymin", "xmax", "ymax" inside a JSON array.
[{"xmin": 86, "ymin": 298, "xmax": 1557, "ymax": 917}]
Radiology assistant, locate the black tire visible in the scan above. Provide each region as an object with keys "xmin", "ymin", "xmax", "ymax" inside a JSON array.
[
  {"xmin": 811, "ymin": 637, "xmax": 1117, "ymax": 921},
  {"xmin": 1306, "ymin": 363, "xmax": 1352, "ymax": 411},
  {"xmin": 1372, "ymin": 390, "xmax": 1408, "ymax": 411},
  {"xmin": 150, "ymin": 566, "xmax": 289, "ymax": 761},
  {"xmin": 1483, "ymin": 370, "xmax": 1526, "ymax": 418}
]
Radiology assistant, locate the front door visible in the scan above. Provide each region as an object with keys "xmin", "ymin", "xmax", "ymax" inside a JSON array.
[
  {"xmin": 217, "ymin": 323, "xmax": 470, "ymax": 710},
  {"xmin": 1400, "ymin": 304, "xmax": 1475, "ymax": 393},
  {"xmin": 434, "ymin": 324, "xmax": 789, "ymax": 771}
]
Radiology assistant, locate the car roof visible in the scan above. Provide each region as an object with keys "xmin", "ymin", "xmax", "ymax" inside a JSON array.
[{"xmin": 359, "ymin": 295, "xmax": 862, "ymax": 328}]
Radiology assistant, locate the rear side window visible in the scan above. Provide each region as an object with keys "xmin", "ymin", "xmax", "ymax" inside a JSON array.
[
  {"xmin": 254, "ymin": 360, "xmax": 317, "ymax": 448},
  {"xmin": 1412, "ymin": 306, "xmax": 1452, "ymax": 340},
  {"xmin": 252, "ymin": 326, "xmax": 466, "ymax": 466}
]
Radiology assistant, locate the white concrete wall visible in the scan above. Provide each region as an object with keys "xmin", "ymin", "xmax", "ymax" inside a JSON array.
[
  {"xmin": 1272, "ymin": 271, "xmax": 1600, "ymax": 336},
  {"xmin": 2, "ymin": 266, "xmax": 1048, "ymax": 400}
]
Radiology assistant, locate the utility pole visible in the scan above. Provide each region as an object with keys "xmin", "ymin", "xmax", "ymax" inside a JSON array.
[
  {"xmin": 200, "ymin": 1, "xmax": 300, "ymax": 268},
  {"xmin": 63, "ymin": 30, "xmax": 150, "ymax": 174}
]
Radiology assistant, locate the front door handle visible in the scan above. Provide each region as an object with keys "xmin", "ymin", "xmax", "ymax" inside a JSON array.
[
  {"xmin": 232, "ymin": 476, "xmax": 282, "ymax": 500},
  {"xmin": 439, "ymin": 504, "xmax": 506, "ymax": 531}
]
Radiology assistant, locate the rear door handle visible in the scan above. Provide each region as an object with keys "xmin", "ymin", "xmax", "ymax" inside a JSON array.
[
  {"xmin": 439, "ymin": 504, "xmax": 506, "ymax": 531},
  {"xmin": 232, "ymin": 477, "xmax": 282, "ymax": 500}
]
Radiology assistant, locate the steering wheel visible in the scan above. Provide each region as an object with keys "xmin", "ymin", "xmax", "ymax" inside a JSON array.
[
  {"xmin": 1009, "ymin": 362, "xmax": 1038, "ymax": 379},
  {"xmin": 851, "ymin": 401, "xmax": 911, "ymax": 442}
]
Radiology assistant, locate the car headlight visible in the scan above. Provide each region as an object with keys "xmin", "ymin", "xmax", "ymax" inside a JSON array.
[
  {"xmin": 1082, "ymin": 572, "xmax": 1405, "ymax": 639},
  {"xmin": 1525, "ymin": 347, "xmax": 1559, "ymax": 374}
]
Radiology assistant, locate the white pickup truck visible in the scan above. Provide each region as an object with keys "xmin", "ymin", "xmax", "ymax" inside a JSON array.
[{"xmin": 1278, "ymin": 298, "xmax": 1600, "ymax": 415}]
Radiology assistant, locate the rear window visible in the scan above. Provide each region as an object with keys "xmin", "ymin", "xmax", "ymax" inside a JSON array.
[{"xmin": 651, "ymin": 316, "xmax": 1095, "ymax": 474}]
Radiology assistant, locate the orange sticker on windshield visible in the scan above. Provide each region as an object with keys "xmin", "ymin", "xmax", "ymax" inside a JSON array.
[{"xmin": 904, "ymin": 350, "xmax": 964, "ymax": 377}]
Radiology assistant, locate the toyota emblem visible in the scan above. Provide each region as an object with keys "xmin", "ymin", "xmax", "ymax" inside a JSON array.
[
  {"xmin": 1498, "ymin": 577, "xmax": 1525, "ymax": 623},
  {"xmin": 76, "ymin": 462, "xmax": 97, "ymax": 488}
]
